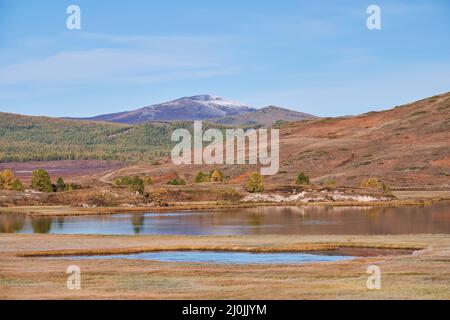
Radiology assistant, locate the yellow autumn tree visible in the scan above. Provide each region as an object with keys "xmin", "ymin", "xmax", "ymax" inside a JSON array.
[
  {"xmin": 210, "ymin": 170, "xmax": 224, "ymax": 182},
  {"xmin": 0, "ymin": 169, "xmax": 25, "ymax": 191},
  {"xmin": 246, "ymin": 172, "xmax": 265, "ymax": 193}
]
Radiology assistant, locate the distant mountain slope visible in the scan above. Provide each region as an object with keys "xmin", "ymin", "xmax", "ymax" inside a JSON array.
[
  {"xmin": 0, "ymin": 113, "xmax": 176, "ymax": 162},
  {"xmin": 77, "ymin": 95, "xmax": 256, "ymax": 124},
  {"xmin": 211, "ymin": 106, "xmax": 316, "ymax": 127},
  {"xmin": 0, "ymin": 113, "xmax": 229, "ymax": 163}
]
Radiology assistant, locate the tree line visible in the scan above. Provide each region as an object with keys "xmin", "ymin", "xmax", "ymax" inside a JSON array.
[{"xmin": 0, "ymin": 169, "xmax": 80, "ymax": 193}]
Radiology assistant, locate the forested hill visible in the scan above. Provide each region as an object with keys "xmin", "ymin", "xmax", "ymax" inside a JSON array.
[
  {"xmin": 0, "ymin": 112, "xmax": 239, "ymax": 163},
  {"xmin": 0, "ymin": 112, "xmax": 183, "ymax": 162}
]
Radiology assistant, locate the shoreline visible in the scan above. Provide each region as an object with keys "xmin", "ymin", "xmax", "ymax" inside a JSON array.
[{"xmin": 0, "ymin": 198, "xmax": 441, "ymax": 216}]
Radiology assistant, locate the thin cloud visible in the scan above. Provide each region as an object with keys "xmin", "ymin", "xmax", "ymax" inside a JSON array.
[{"xmin": 0, "ymin": 33, "xmax": 240, "ymax": 86}]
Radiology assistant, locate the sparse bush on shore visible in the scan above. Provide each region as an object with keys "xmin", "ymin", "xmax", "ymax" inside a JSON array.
[
  {"xmin": 114, "ymin": 176, "xmax": 145, "ymax": 195},
  {"xmin": 194, "ymin": 171, "xmax": 210, "ymax": 183},
  {"xmin": 296, "ymin": 172, "xmax": 310, "ymax": 185},
  {"xmin": 167, "ymin": 177, "xmax": 186, "ymax": 186},
  {"xmin": 194, "ymin": 170, "xmax": 225, "ymax": 183},
  {"xmin": 325, "ymin": 178, "xmax": 337, "ymax": 188},
  {"xmin": 360, "ymin": 177, "xmax": 381, "ymax": 189},
  {"xmin": 360, "ymin": 177, "xmax": 392, "ymax": 193},
  {"xmin": 64, "ymin": 182, "xmax": 81, "ymax": 192},
  {"xmin": 246, "ymin": 172, "xmax": 264, "ymax": 193}
]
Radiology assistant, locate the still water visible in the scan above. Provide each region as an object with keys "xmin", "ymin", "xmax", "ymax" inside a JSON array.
[
  {"xmin": 1, "ymin": 204, "xmax": 449, "ymax": 235},
  {"xmin": 60, "ymin": 251, "xmax": 354, "ymax": 264}
]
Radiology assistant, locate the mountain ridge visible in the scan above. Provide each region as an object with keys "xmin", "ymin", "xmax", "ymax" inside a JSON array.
[
  {"xmin": 70, "ymin": 94, "xmax": 315, "ymax": 125},
  {"xmin": 74, "ymin": 95, "xmax": 255, "ymax": 124}
]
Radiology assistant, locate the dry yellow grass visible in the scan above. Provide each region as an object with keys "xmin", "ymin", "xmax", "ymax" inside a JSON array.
[
  {"xmin": 1, "ymin": 234, "xmax": 449, "ymax": 300},
  {"xmin": 392, "ymin": 191, "xmax": 450, "ymax": 201}
]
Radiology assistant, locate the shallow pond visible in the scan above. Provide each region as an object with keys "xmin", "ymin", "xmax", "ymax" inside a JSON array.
[
  {"xmin": 1, "ymin": 203, "xmax": 449, "ymax": 235},
  {"xmin": 58, "ymin": 251, "xmax": 354, "ymax": 264}
]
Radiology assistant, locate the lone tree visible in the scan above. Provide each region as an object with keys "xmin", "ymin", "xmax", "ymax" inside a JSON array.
[
  {"xmin": 246, "ymin": 172, "xmax": 265, "ymax": 193},
  {"xmin": 210, "ymin": 170, "xmax": 224, "ymax": 183},
  {"xmin": 296, "ymin": 172, "xmax": 310, "ymax": 185},
  {"xmin": 31, "ymin": 169, "xmax": 53, "ymax": 193},
  {"xmin": 130, "ymin": 176, "xmax": 145, "ymax": 195},
  {"xmin": 0, "ymin": 169, "xmax": 15, "ymax": 189},
  {"xmin": 56, "ymin": 177, "xmax": 66, "ymax": 192}
]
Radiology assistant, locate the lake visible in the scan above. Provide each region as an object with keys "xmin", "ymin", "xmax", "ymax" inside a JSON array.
[{"xmin": 1, "ymin": 203, "xmax": 449, "ymax": 235}]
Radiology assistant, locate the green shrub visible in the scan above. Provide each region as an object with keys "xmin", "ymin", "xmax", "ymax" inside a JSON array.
[
  {"xmin": 246, "ymin": 172, "xmax": 264, "ymax": 193},
  {"xmin": 114, "ymin": 176, "xmax": 145, "ymax": 194},
  {"xmin": 167, "ymin": 178, "xmax": 186, "ymax": 186},
  {"xmin": 10, "ymin": 178, "xmax": 25, "ymax": 192},
  {"xmin": 194, "ymin": 171, "xmax": 210, "ymax": 183},
  {"xmin": 56, "ymin": 177, "xmax": 66, "ymax": 192},
  {"xmin": 194, "ymin": 170, "xmax": 224, "ymax": 183},
  {"xmin": 296, "ymin": 172, "xmax": 310, "ymax": 185},
  {"xmin": 130, "ymin": 177, "xmax": 145, "ymax": 195},
  {"xmin": 31, "ymin": 169, "xmax": 53, "ymax": 192},
  {"xmin": 114, "ymin": 176, "xmax": 132, "ymax": 186}
]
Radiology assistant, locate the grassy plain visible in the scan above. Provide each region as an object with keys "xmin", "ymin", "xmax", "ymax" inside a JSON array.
[{"xmin": 1, "ymin": 233, "xmax": 449, "ymax": 300}]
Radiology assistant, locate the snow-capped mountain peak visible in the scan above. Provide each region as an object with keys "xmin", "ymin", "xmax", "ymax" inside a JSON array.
[{"xmin": 83, "ymin": 95, "xmax": 256, "ymax": 124}]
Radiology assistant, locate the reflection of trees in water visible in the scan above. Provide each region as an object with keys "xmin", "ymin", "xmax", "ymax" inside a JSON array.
[
  {"xmin": 31, "ymin": 218, "xmax": 52, "ymax": 234},
  {"xmin": 56, "ymin": 217, "xmax": 65, "ymax": 229},
  {"xmin": 248, "ymin": 214, "xmax": 264, "ymax": 227},
  {"xmin": 131, "ymin": 214, "xmax": 145, "ymax": 235},
  {"xmin": 0, "ymin": 214, "xmax": 26, "ymax": 233}
]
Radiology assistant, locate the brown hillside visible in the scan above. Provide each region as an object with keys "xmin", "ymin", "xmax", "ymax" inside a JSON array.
[{"xmin": 274, "ymin": 92, "xmax": 450, "ymax": 188}]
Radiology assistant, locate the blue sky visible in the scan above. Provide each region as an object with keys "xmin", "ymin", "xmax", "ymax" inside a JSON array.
[{"xmin": 0, "ymin": 0, "xmax": 449, "ymax": 117}]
